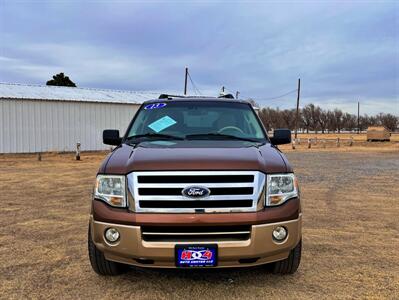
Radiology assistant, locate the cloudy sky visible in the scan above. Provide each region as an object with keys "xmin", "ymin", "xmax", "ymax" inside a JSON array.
[{"xmin": 0, "ymin": 0, "xmax": 398, "ymax": 114}]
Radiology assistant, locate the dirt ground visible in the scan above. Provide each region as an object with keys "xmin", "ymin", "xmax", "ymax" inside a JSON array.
[{"xmin": 1, "ymin": 147, "xmax": 398, "ymax": 299}]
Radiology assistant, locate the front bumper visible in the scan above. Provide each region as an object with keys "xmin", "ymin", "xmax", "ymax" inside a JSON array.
[{"xmin": 90, "ymin": 214, "xmax": 302, "ymax": 268}]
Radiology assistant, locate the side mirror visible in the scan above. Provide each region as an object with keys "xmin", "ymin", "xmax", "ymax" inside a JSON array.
[
  {"xmin": 270, "ymin": 129, "xmax": 291, "ymax": 145},
  {"xmin": 103, "ymin": 129, "xmax": 122, "ymax": 146}
]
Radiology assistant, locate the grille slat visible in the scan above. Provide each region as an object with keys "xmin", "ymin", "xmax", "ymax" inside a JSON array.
[
  {"xmin": 141, "ymin": 225, "xmax": 251, "ymax": 242},
  {"xmin": 139, "ymin": 200, "xmax": 253, "ymax": 208},
  {"xmin": 128, "ymin": 171, "xmax": 265, "ymax": 213},
  {"xmin": 138, "ymin": 187, "xmax": 254, "ymax": 196},
  {"xmin": 138, "ymin": 175, "xmax": 254, "ymax": 184}
]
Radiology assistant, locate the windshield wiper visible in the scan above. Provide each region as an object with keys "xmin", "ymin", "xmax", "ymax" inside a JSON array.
[
  {"xmin": 126, "ymin": 133, "xmax": 184, "ymax": 142},
  {"xmin": 185, "ymin": 133, "xmax": 260, "ymax": 143}
]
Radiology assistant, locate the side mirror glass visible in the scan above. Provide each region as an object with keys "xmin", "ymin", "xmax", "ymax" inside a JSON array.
[
  {"xmin": 103, "ymin": 129, "xmax": 122, "ymax": 146},
  {"xmin": 270, "ymin": 129, "xmax": 291, "ymax": 145}
]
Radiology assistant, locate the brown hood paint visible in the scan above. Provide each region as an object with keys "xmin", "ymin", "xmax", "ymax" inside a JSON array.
[{"xmin": 100, "ymin": 143, "xmax": 292, "ymax": 174}]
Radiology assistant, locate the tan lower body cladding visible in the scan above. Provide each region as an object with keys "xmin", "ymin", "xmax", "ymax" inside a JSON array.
[{"xmin": 90, "ymin": 214, "xmax": 302, "ymax": 268}]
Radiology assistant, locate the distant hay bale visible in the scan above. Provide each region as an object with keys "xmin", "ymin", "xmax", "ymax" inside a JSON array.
[{"xmin": 367, "ymin": 126, "xmax": 390, "ymax": 142}]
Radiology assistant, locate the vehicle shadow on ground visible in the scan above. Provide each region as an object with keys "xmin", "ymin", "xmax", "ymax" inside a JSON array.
[
  {"xmin": 120, "ymin": 263, "xmax": 285, "ymax": 285},
  {"xmin": 89, "ymin": 263, "xmax": 297, "ymax": 298}
]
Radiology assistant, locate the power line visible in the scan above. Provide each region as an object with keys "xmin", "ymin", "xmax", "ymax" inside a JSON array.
[
  {"xmin": 256, "ymin": 89, "xmax": 298, "ymax": 101},
  {"xmin": 188, "ymin": 76, "xmax": 200, "ymax": 95},
  {"xmin": 187, "ymin": 70, "xmax": 202, "ymax": 95}
]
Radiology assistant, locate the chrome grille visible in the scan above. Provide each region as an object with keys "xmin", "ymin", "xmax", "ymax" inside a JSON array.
[{"xmin": 127, "ymin": 171, "xmax": 265, "ymax": 213}]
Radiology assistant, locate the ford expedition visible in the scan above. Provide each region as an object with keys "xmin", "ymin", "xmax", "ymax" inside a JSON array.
[{"xmin": 88, "ymin": 96, "xmax": 301, "ymax": 275}]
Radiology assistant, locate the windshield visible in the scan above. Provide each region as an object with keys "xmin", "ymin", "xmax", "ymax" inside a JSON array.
[{"xmin": 126, "ymin": 101, "xmax": 266, "ymax": 141}]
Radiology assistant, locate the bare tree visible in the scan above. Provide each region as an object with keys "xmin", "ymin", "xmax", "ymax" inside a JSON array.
[
  {"xmin": 257, "ymin": 104, "xmax": 398, "ymax": 134},
  {"xmin": 312, "ymin": 105, "xmax": 322, "ymax": 133},
  {"xmin": 333, "ymin": 109, "xmax": 344, "ymax": 133},
  {"xmin": 258, "ymin": 108, "xmax": 274, "ymax": 131},
  {"xmin": 376, "ymin": 113, "xmax": 398, "ymax": 131},
  {"xmin": 359, "ymin": 115, "xmax": 369, "ymax": 131},
  {"xmin": 301, "ymin": 104, "xmax": 320, "ymax": 132},
  {"xmin": 342, "ymin": 113, "xmax": 357, "ymax": 132},
  {"xmin": 301, "ymin": 105, "xmax": 312, "ymax": 133},
  {"xmin": 281, "ymin": 109, "xmax": 296, "ymax": 130},
  {"xmin": 318, "ymin": 109, "xmax": 329, "ymax": 133},
  {"xmin": 326, "ymin": 110, "xmax": 335, "ymax": 133}
]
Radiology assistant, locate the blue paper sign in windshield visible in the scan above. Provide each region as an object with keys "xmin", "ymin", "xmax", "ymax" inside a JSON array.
[
  {"xmin": 144, "ymin": 103, "xmax": 167, "ymax": 110},
  {"xmin": 148, "ymin": 116, "xmax": 177, "ymax": 133}
]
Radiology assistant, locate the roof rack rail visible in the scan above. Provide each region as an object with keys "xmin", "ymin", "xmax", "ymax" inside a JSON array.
[
  {"xmin": 158, "ymin": 94, "xmax": 187, "ymax": 99},
  {"xmin": 218, "ymin": 93, "xmax": 235, "ymax": 99}
]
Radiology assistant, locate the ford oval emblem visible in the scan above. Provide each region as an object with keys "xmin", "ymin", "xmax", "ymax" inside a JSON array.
[{"xmin": 182, "ymin": 186, "xmax": 211, "ymax": 198}]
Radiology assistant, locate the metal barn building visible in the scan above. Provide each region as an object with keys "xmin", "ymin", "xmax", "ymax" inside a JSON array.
[{"xmin": 0, "ymin": 83, "xmax": 157, "ymax": 153}]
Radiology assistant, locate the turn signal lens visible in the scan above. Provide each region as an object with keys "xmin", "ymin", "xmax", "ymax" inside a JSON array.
[
  {"xmin": 270, "ymin": 195, "xmax": 285, "ymax": 205},
  {"xmin": 110, "ymin": 197, "xmax": 123, "ymax": 206}
]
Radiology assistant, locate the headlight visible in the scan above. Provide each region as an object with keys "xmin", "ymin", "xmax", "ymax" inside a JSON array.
[
  {"xmin": 95, "ymin": 175, "xmax": 126, "ymax": 207},
  {"xmin": 265, "ymin": 173, "xmax": 298, "ymax": 206}
]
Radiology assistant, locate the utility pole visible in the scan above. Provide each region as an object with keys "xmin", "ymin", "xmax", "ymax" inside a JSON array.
[
  {"xmin": 184, "ymin": 67, "xmax": 188, "ymax": 95},
  {"xmin": 294, "ymin": 78, "xmax": 301, "ymax": 139},
  {"xmin": 222, "ymin": 86, "xmax": 225, "ymax": 93},
  {"xmin": 236, "ymin": 91, "xmax": 240, "ymax": 99},
  {"xmin": 357, "ymin": 101, "xmax": 360, "ymax": 134}
]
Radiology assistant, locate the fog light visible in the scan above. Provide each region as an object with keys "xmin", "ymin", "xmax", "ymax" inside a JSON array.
[
  {"xmin": 105, "ymin": 228, "xmax": 120, "ymax": 243},
  {"xmin": 272, "ymin": 226, "xmax": 287, "ymax": 241}
]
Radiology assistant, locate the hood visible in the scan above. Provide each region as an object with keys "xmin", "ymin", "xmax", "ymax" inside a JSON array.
[{"xmin": 100, "ymin": 141, "xmax": 291, "ymax": 174}]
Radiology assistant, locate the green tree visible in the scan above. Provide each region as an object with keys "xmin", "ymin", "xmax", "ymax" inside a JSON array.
[{"xmin": 46, "ymin": 72, "xmax": 76, "ymax": 87}]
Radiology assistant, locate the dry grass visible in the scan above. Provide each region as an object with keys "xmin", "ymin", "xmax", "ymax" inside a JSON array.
[
  {"xmin": 295, "ymin": 132, "xmax": 399, "ymax": 142},
  {"xmin": 0, "ymin": 148, "xmax": 398, "ymax": 299},
  {"xmin": 278, "ymin": 133, "xmax": 399, "ymax": 153}
]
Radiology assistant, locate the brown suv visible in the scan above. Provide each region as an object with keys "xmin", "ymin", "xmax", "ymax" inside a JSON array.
[{"xmin": 88, "ymin": 97, "xmax": 301, "ymax": 275}]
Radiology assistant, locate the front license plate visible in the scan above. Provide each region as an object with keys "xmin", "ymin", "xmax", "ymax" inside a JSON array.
[{"xmin": 175, "ymin": 245, "xmax": 217, "ymax": 268}]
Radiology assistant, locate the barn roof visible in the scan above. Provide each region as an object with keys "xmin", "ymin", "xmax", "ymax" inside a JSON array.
[{"xmin": 0, "ymin": 82, "xmax": 160, "ymax": 104}]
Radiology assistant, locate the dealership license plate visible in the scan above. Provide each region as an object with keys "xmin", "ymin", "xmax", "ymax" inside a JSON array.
[{"xmin": 175, "ymin": 245, "xmax": 217, "ymax": 267}]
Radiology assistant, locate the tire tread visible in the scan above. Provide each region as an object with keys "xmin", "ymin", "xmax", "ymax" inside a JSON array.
[{"xmin": 272, "ymin": 240, "xmax": 301, "ymax": 275}]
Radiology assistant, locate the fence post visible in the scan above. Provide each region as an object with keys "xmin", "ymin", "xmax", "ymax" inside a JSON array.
[
  {"xmin": 292, "ymin": 140, "xmax": 296, "ymax": 150},
  {"xmin": 297, "ymin": 138, "xmax": 301, "ymax": 145},
  {"xmin": 76, "ymin": 143, "xmax": 81, "ymax": 160},
  {"xmin": 323, "ymin": 139, "xmax": 326, "ymax": 148},
  {"xmin": 349, "ymin": 136, "xmax": 353, "ymax": 147},
  {"xmin": 308, "ymin": 138, "xmax": 311, "ymax": 149},
  {"xmin": 38, "ymin": 153, "xmax": 42, "ymax": 161}
]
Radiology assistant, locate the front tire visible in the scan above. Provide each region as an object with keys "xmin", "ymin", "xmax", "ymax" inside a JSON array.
[
  {"xmin": 272, "ymin": 240, "xmax": 302, "ymax": 275},
  {"xmin": 88, "ymin": 226, "xmax": 128, "ymax": 276}
]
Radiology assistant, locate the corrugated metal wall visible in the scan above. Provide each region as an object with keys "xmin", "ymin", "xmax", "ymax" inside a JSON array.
[{"xmin": 0, "ymin": 99, "xmax": 140, "ymax": 153}]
